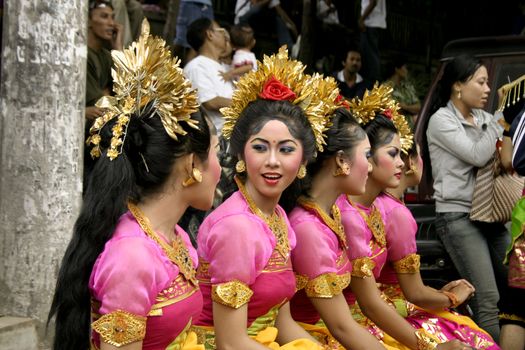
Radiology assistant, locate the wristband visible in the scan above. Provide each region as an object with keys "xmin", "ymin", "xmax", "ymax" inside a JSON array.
[{"xmin": 441, "ymin": 290, "xmax": 460, "ymax": 308}]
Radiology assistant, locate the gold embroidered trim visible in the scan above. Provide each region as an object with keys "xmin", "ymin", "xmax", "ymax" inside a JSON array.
[
  {"xmin": 393, "ymin": 253, "xmax": 421, "ymax": 273},
  {"xmin": 499, "ymin": 313, "xmax": 525, "ymax": 322},
  {"xmin": 235, "ymin": 177, "xmax": 290, "ymax": 259},
  {"xmin": 351, "ymin": 257, "xmax": 375, "ymax": 278},
  {"xmin": 347, "ymin": 197, "xmax": 386, "ymax": 247},
  {"xmin": 212, "ymin": 280, "xmax": 254, "ymax": 309},
  {"xmin": 415, "ymin": 329, "xmax": 439, "ymax": 350},
  {"xmin": 295, "ymin": 274, "xmax": 309, "ymax": 291},
  {"xmin": 305, "ymin": 272, "xmax": 350, "ymax": 298},
  {"xmin": 91, "ymin": 310, "xmax": 147, "ymax": 347},
  {"xmin": 298, "ymin": 197, "xmax": 348, "ymax": 250},
  {"xmin": 128, "ymin": 202, "xmax": 197, "ymax": 285}
]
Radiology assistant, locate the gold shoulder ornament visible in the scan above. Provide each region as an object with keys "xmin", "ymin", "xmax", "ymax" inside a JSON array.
[
  {"xmin": 86, "ymin": 19, "xmax": 200, "ymax": 160},
  {"xmin": 220, "ymin": 46, "xmax": 340, "ymax": 152},
  {"xmin": 347, "ymin": 83, "xmax": 413, "ymax": 154}
]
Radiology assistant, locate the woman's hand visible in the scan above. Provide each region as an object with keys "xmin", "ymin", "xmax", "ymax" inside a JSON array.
[{"xmin": 441, "ymin": 279, "xmax": 475, "ymax": 306}]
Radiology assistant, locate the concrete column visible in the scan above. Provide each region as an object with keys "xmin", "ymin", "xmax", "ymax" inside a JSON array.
[{"xmin": 0, "ymin": 0, "xmax": 87, "ymax": 347}]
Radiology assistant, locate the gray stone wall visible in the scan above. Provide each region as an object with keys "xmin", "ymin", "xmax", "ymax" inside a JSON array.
[{"xmin": 0, "ymin": 0, "xmax": 87, "ymax": 347}]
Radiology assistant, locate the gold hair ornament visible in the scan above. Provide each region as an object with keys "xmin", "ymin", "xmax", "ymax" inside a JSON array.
[
  {"xmin": 347, "ymin": 83, "xmax": 413, "ymax": 154},
  {"xmin": 86, "ymin": 19, "xmax": 200, "ymax": 160},
  {"xmin": 220, "ymin": 47, "xmax": 340, "ymax": 152},
  {"xmin": 497, "ymin": 74, "xmax": 525, "ymax": 112}
]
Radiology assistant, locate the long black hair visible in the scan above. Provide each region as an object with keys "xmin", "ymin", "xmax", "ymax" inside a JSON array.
[
  {"xmin": 421, "ymin": 54, "xmax": 483, "ymax": 186},
  {"xmin": 280, "ymin": 108, "xmax": 366, "ymax": 211},
  {"xmin": 47, "ymin": 107, "xmax": 212, "ymax": 350},
  {"xmin": 363, "ymin": 114, "xmax": 399, "ymax": 155}
]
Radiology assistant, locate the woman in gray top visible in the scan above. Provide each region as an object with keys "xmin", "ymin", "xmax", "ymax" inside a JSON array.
[{"xmin": 425, "ymin": 55, "xmax": 509, "ymax": 342}]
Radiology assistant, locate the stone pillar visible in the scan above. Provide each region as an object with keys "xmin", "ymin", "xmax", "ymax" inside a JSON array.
[{"xmin": 0, "ymin": 0, "xmax": 87, "ymax": 347}]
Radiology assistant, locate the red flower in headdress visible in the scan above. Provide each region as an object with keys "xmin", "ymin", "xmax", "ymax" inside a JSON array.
[
  {"xmin": 336, "ymin": 94, "xmax": 350, "ymax": 109},
  {"xmin": 382, "ymin": 108, "xmax": 393, "ymax": 119},
  {"xmin": 259, "ymin": 76, "xmax": 297, "ymax": 101}
]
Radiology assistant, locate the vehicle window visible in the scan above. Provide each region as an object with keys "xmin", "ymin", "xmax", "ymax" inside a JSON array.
[{"xmin": 490, "ymin": 59, "xmax": 525, "ymax": 111}]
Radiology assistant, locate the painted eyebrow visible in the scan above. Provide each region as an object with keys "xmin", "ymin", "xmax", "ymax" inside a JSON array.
[{"xmin": 250, "ymin": 137, "xmax": 298, "ymax": 146}]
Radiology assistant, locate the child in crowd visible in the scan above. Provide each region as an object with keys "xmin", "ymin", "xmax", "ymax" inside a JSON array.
[{"xmin": 220, "ymin": 24, "xmax": 257, "ymax": 82}]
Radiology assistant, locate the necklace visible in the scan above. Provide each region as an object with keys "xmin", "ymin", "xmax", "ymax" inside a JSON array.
[
  {"xmin": 298, "ymin": 197, "xmax": 348, "ymax": 250},
  {"xmin": 235, "ymin": 177, "xmax": 290, "ymax": 259},
  {"xmin": 128, "ymin": 202, "xmax": 197, "ymax": 286},
  {"xmin": 347, "ymin": 196, "xmax": 386, "ymax": 247},
  {"xmin": 383, "ymin": 191, "xmax": 405, "ymax": 205}
]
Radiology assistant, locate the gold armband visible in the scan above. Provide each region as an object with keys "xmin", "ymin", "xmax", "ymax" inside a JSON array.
[
  {"xmin": 295, "ymin": 273, "xmax": 308, "ymax": 291},
  {"xmin": 212, "ymin": 280, "xmax": 253, "ymax": 309},
  {"xmin": 91, "ymin": 310, "xmax": 147, "ymax": 347},
  {"xmin": 351, "ymin": 257, "xmax": 375, "ymax": 278},
  {"xmin": 393, "ymin": 253, "xmax": 421, "ymax": 273},
  {"xmin": 305, "ymin": 272, "xmax": 351, "ymax": 298},
  {"xmin": 415, "ymin": 329, "xmax": 439, "ymax": 350}
]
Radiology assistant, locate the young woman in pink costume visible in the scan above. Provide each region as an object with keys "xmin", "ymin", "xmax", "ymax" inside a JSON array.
[
  {"xmin": 375, "ymin": 141, "xmax": 499, "ymax": 349},
  {"xmin": 193, "ymin": 48, "xmax": 333, "ymax": 350},
  {"xmin": 336, "ymin": 85, "xmax": 472, "ymax": 350},
  {"xmin": 48, "ymin": 23, "xmax": 219, "ymax": 350},
  {"xmin": 283, "ymin": 107, "xmax": 386, "ymax": 349}
]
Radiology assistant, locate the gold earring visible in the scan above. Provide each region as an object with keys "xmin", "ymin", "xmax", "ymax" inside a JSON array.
[
  {"xmin": 405, "ymin": 165, "xmax": 416, "ymax": 176},
  {"xmin": 235, "ymin": 159, "xmax": 246, "ymax": 173},
  {"xmin": 182, "ymin": 168, "xmax": 203, "ymax": 187},
  {"xmin": 456, "ymin": 90, "xmax": 461, "ymax": 99},
  {"xmin": 333, "ymin": 163, "xmax": 350, "ymax": 176},
  {"xmin": 297, "ymin": 164, "xmax": 307, "ymax": 179}
]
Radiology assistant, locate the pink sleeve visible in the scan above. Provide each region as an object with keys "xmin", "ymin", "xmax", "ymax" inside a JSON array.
[
  {"xmin": 202, "ymin": 214, "xmax": 272, "ymax": 285},
  {"xmin": 337, "ymin": 198, "xmax": 372, "ymax": 260},
  {"xmin": 90, "ymin": 236, "xmax": 172, "ymax": 316},
  {"xmin": 385, "ymin": 206, "xmax": 418, "ymax": 262},
  {"xmin": 292, "ymin": 219, "xmax": 340, "ymax": 279}
]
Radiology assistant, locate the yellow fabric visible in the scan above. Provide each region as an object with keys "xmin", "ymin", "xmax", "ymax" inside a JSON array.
[
  {"xmin": 413, "ymin": 305, "xmax": 491, "ymax": 338},
  {"xmin": 193, "ymin": 323, "xmax": 324, "ymax": 349},
  {"xmin": 298, "ymin": 321, "xmax": 405, "ymax": 350},
  {"xmin": 166, "ymin": 331, "xmax": 204, "ymax": 350},
  {"xmin": 166, "ymin": 320, "xmax": 204, "ymax": 350}
]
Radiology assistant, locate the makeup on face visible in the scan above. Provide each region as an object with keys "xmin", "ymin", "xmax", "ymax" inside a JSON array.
[
  {"xmin": 243, "ymin": 120, "xmax": 304, "ymax": 206},
  {"xmin": 370, "ymin": 133, "xmax": 404, "ymax": 189},
  {"xmin": 344, "ymin": 137, "xmax": 371, "ymax": 195}
]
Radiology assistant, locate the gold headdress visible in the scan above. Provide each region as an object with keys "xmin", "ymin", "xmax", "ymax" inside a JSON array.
[
  {"xmin": 347, "ymin": 83, "xmax": 413, "ymax": 153},
  {"xmin": 497, "ymin": 74, "xmax": 525, "ymax": 112},
  {"xmin": 220, "ymin": 47, "xmax": 339, "ymax": 151},
  {"xmin": 86, "ymin": 20, "xmax": 199, "ymax": 160}
]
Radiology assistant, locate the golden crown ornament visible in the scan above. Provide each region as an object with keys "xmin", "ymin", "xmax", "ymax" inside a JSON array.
[
  {"xmin": 220, "ymin": 47, "xmax": 340, "ymax": 152},
  {"xmin": 86, "ymin": 19, "xmax": 200, "ymax": 160},
  {"xmin": 347, "ymin": 83, "xmax": 413, "ymax": 154}
]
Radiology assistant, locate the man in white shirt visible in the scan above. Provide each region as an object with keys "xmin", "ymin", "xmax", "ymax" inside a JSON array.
[
  {"xmin": 334, "ymin": 48, "xmax": 372, "ymax": 100},
  {"xmin": 358, "ymin": 0, "xmax": 386, "ymax": 84},
  {"xmin": 184, "ymin": 18, "xmax": 234, "ymax": 134}
]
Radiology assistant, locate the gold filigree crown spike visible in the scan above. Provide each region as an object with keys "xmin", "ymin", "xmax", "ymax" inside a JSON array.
[
  {"xmin": 86, "ymin": 19, "xmax": 200, "ymax": 160},
  {"xmin": 220, "ymin": 46, "xmax": 339, "ymax": 151},
  {"xmin": 497, "ymin": 74, "xmax": 525, "ymax": 112},
  {"xmin": 348, "ymin": 83, "xmax": 413, "ymax": 154}
]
